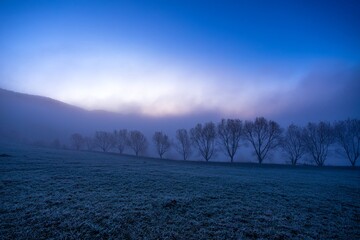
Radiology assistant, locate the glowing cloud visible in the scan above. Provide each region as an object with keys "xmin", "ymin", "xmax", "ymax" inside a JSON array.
[{"xmin": 2, "ymin": 45, "xmax": 300, "ymax": 118}]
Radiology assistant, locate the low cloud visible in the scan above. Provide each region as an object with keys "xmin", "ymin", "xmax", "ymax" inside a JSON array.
[
  {"xmin": 1, "ymin": 43, "xmax": 359, "ymax": 125},
  {"xmin": 254, "ymin": 64, "xmax": 360, "ymax": 124}
]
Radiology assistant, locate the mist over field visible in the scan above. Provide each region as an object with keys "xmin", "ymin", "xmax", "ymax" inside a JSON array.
[
  {"xmin": 0, "ymin": 88, "xmax": 357, "ymax": 165},
  {"xmin": 1, "ymin": 0, "xmax": 360, "ymax": 239}
]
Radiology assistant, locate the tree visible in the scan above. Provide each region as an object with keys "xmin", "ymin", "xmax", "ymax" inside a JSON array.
[
  {"xmin": 243, "ymin": 117, "xmax": 282, "ymax": 164},
  {"xmin": 128, "ymin": 130, "xmax": 148, "ymax": 156},
  {"xmin": 71, "ymin": 133, "xmax": 84, "ymax": 150},
  {"xmin": 84, "ymin": 137, "xmax": 95, "ymax": 151},
  {"xmin": 302, "ymin": 121, "xmax": 334, "ymax": 166},
  {"xmin": 50, "ymin": 138, "xmax": 61, "ymax": 149},
  {"xmin": 190, "ymin": 122, "xmax": 217, "ymax": 161},
  {"xmin": 217, "ymin": 119, "xmax": 243, "ymax": 163},
  {"xmin": 281, "ymin": 124, "xmax": 306, "ymax": 165},
  {"xmin": 334, "ymin": 119, "xmax": 360, "ymax": 167},
  {"xmin": 114, "ymin": 129, "xmax": 128, "ymax": 154},
  {"xmin": 175, "ymin": 129, "xmax": 192, "ymax": 160},
  {"xmin": 153, "ymin": 131, "xmax": 171, "ymax": 159},
  {"xmin": 94, "ymin": 131, "xmax": 115, "ymax": 152}
]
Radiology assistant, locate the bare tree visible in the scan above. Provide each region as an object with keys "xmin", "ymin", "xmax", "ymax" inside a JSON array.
[
  {"xmin": 175, "ymin": 129, "xmax": 192, "ymax": 160},
  {"xmin": 302, "ymin": 121, "xmax": 334, "ymax": 166},
  {"xmin": 128, "ymin": 130, "xmax": 148, "ymax": 156},
  {"xmin": 334, "ymin": 119, "xmax": 360, "ymax": 167},
  {"xmin": 94, "ymin": 131, "xmax": 115, "ymax": 152},
  {"xmin": 281, "ymin": 124, "xmax": 306, "ymax": 165},
  {"xmin": 190, "ymin": 122, "xmax": 217, "ymax": 161},
  {"xmin": 71, "ymin": 133, "xmax": 84, "ymax": 150},
  {"xmin": 84, "ymin": 137, "xmax": 95, "ymax": 151},
  {"xmin": 243, "ymin": 117, "xmax": 282, "ymax": 164},
  {"xmin": 217, "ymin": 119, "xmax": 243, "ymax": 163},
  {"xmin": 114, "ymin": 129, "xmax": 128, "ymax": 154},
  {"xmin": 50, "ymin": 138, "xmax": 61, "ymax": 149},
  {"xmin": 153, "ymin": 131, "xmax": 171, "ymax": 159}
]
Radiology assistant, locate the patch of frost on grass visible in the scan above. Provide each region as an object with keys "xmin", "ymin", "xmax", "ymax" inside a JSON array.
[{"xmin": 0, "ymin": 144, "xmax": 359, "ymax": 239}]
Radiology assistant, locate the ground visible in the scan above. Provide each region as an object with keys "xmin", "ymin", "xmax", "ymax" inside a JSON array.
[{"xmin": 0, "ymin": 144, "xmax": 359, "ymax": 239}]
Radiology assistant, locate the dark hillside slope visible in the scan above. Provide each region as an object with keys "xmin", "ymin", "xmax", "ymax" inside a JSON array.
[
  {"xmin": 0, "ymin": 88, "xmax": 209, "ymax": 144},
  {"xmin": 0, "ymin": 88, "xmax": 135, "ymax": 142}
]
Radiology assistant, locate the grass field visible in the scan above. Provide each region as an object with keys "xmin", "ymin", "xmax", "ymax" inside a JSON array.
[{"xmin": 1, "ymin": 144, "xmax": 359, "ymax": 239}]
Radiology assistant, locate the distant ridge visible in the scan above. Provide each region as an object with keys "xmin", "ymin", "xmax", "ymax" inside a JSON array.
[
  {"xmin": 0, "ymin": 88, "xmax": 135, "ymax": 143},
  {"xmin": 0, "ymin": 88, "xmax": 87, "ymax": 112},
  {"xmin": 1, "ymin": 88, "xmax": 77, "ymax": 142},
  {"xmin": 0, "ymin": 88, "xmax": 203, "ymax": 145}
]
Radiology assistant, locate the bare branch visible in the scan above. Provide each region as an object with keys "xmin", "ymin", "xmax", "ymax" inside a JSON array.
[
  {"xmin": 153, "ymin": 131, "xmax": 171, "ymax": 159},
  {"xmin": 334, "ymin": 119, "xmax": 360, "ymax": 167},
  {"xmin": 114, "ymin": 129, "xmax": 128, "ymax": 154},
  {"xmin": 217, "ymin": 119, "xmax": 243, "ymax": 162},
  {"xmin": 175, "ymin": 129, "xmax": 192, "ymax": 160},
  {"xmin": 302, "ymin": 121, "xmax": 334, "ymax": 166},
  {"xmin": 190, "ymin": 122, "xmax": 217, "ymax": 162},
  {"xmin": 281, "ymin": 124, "xmax": 305, "ymax": 165},
  {"xmin": 94, "ymin": 131, "xmax": 115, "ymax": 152},
  {"xmin": 243, "ymin": 117, "xmax": 282, "ymax": 164},
  {"xmin": 70, "ymin": 133, "xmax": 84, "ymax": 150},
  {"xmin": 127, "ymin": 130, "xmax": 148, "ymax": 157}
]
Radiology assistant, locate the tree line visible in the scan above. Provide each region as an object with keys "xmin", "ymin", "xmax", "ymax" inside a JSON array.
[{"xmin": 70, "ymin": 117, "xmax": 360, "ymax": 167}]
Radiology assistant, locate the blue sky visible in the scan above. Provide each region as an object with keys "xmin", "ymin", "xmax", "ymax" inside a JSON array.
[{"xmin": 1, "ymin": 0, "xmax": 359, "ymax": 121}]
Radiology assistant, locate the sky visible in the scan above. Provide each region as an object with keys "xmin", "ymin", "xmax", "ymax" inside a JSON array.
[{"xmin": 1, "ymin": 0, "xmax": 359, "ymax": 123}]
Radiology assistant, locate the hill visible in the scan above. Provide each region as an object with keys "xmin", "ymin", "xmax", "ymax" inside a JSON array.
[{"xmin": 0, "ymin": 88, "xmax": 201, "ymax": 144}]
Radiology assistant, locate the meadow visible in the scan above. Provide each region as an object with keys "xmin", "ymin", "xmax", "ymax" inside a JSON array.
[{"xmin": 1, "ymin": 144, "xmax": 359, "ymax": 239}]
